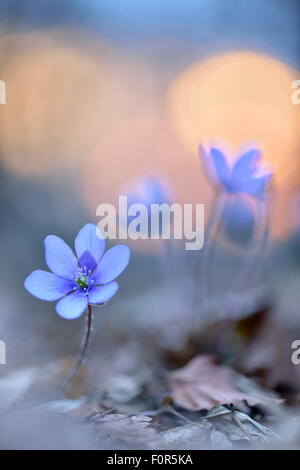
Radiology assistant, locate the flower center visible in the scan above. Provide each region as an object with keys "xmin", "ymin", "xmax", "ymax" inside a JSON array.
[
  {"xmin": 77, "ymin": 273, "xmax": 89, "ymax": 290},
  {"xmin": 74, "ymin": 266, "xmax": 95, "ymax": 294}
]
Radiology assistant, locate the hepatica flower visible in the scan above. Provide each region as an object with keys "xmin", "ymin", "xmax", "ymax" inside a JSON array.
[
  {"xmin": 24, "ymin": 223, "xmax": 130, "ymax": 319},
  {"xmin": 121, "ymin": 176, "xmax": 171, "ymax": 237},
  {"xmin": 25, "ymin": 223, "xmax": 130, "ymax": 393},
  {"xmin": 200, "ymin": 146, "xmax": 272, "ymax": 198},
  {"xmin": 199, "ymin": 145, "xmax": 272, "ymax": 302},
  {"xmin": 126, "ymin": 176, "xmax": 170, "ymax": 207}
]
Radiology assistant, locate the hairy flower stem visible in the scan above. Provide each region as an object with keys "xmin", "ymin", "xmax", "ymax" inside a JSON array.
[
  {"xmin": 233, "ymin": 200, "xmax": 269, "ymax": 292},
  {"xmin": 201, "ymin": 193, "xmax": 227, "ymax": 302},
  {"xmin": 56, "ymin": 305, "xmax": 93, "ymax": 397}
]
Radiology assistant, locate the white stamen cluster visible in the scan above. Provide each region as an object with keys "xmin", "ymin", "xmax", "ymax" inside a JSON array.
[{"xmin": 73, "ymin": 266, "xmax": 95, "ymax": 294}]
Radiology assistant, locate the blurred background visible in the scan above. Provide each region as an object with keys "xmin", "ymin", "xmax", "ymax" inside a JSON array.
[{"xmin": 0, "ymin": 0, "xmax": 300, "ymax": 449}]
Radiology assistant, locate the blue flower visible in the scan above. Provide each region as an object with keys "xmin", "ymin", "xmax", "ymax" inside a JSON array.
[
  {"xmin": 200, "ymin": 146, "xmax": 272, "ymax": 197},
  {"xmin": 121, "ymin": 176, "xmax": 171, "ymax": 236},
  {"xmin": 126, "ymin": 177, "xmax": 170, "ymax": 207},
  {"xmin": 24, "ymin": 224, "xmax": 130, "ymax": 320}
]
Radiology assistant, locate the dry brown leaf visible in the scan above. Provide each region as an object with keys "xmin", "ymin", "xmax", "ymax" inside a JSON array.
[
  {"xmin": 94, "ymin": 413, "xmax": 158, "ymax": 448},
  {"xmin": 169, "ymin": 355, "xmax": 266, "ymax": 411}
]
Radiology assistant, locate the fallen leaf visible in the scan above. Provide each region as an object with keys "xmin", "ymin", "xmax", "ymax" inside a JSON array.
[
  {"xmin": 169, "ymin": 355, "xmax": 273, "ymax": 411},
  {"xmin": 210, "ymin": 427, "xmax": 233, "ymax": 449},
  {"xmin": 103, "ymin": 374, "xmax": 143, "ymax": 403},
  {"xmin": 161, "ymin": 421, "xmax": 211, "ymax": 449},
  {"xmin": 160, "ymin": 404, "xmax": 280, "ymax": 449},
  {"xmin": 206, "ymin": 405, "xmax": 280, "ymax": 443},
  {"xmin": 99, "ymin": 413, "xmax": 153, "ymax": 426},
  {"xmin": 94, "ymin": 413, "xmax": 158, "ymax": 448}
]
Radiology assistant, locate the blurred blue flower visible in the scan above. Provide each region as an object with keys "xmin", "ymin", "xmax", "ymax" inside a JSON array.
[
  {"xmin": 200, "ymin": 146, "xmax": 272, "ymax": 198},
  {"xmin": 121, "ymin": 176, "xmax": 171, "ymax": 236},
  {"xmin": 126, "ymin": 176, "xmax": 170, "ymax": 208},
  {"xmin": 25, "ymin": 224, "xmax": 130, "ymax": 319}
]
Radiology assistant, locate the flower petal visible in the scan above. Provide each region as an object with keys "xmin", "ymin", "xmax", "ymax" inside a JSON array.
[
  {"xmin": 24, "ymin": 270, "xmax": 75, "ymax": 301},
  {"xmin": 92, "ymin": 245, "xmax": 130, "ymax": 284},
  {"xmin": 231, "ymin": 149, "xmax": 260, "ymax": 180},
  {"xmin": 88, "ymin": 282, "xmax": 119, "ymax": 305},
  {"xmin": 56, "ymin": 290, "xmax": 88, "ymax": 320},
  {"xmin": 75, "ymin": 224, "xmax": 105, "ymax": 264},
  {"xmin": 239, "ymin": 175, "xmax": 271, "ymax": 197},
  {"xmin": 44, "ymin": 235, "xmax": 77, "ymax": 280},
  {"xmin": 210, "ymin": 147, "xmax": 230, "ymax": 187},
  {"xmin": 200, "ymin": 145, "xmax": 220, "ymax": 185},
  {"xmin": 78, "ymin": 251, "xmax": 97, "ymax": 273}
]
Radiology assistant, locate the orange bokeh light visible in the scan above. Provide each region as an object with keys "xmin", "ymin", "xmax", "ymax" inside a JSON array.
[
  {"xmin": 167, "ymin": 51, "xmax": 300, "ymax": 238},
  {"xmin": 0, "ymin": 31, "xmax": 160, "ymax": 178},
  {"xmin": 168, "ymin": 51, "xmax": 300, "ymax": 189},
  {"xmin": 0, "ymin": 31, "xmax": 111, "ymax": 177}
]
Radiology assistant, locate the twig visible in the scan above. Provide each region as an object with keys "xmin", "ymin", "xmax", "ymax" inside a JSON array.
[
  {"xmin": 162, "ymin": 403, "xmax": 207, "ymax": 429},
  {"xmin": 229, "ymin": 404, "xmax": 252, "ymax": 439}
]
